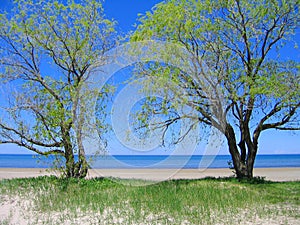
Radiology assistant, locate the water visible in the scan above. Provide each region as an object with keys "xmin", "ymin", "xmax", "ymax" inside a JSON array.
[{"xmin": 0, "ymin": 154, "xmax": 300, "ymax": 169}]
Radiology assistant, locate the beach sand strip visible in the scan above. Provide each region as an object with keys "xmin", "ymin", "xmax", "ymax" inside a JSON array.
[{"xmin": 0, "ymin": 167, "xmax": 299, "ymax": 181}]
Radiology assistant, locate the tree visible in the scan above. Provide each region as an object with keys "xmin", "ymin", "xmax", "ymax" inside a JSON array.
[
  {"xmin": 131, "ymin": 0, "xmax": 300, "ymax": 178},
  {"xmin": 0, "ymin": 0, "xmax": 115, "ymax": 178}
]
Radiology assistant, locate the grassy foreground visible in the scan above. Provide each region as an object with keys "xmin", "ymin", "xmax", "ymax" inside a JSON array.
[{"xmin": 0, "ymin": 176, "xmax": 299, "ymax": 225}]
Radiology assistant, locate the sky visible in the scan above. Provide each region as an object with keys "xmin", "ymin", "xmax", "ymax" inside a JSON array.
[{"xmin": 0, "ymin": 0, "xmax": 299, "ymax": 155}]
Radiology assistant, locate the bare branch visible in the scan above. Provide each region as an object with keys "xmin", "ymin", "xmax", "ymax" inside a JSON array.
[{"xmin": 0, "ymin": 123, "xmax": 62, "ymax": 148}]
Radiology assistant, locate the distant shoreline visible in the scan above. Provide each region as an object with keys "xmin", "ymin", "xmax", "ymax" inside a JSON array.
[{"xmin": 0, "ymin": 167, "xmax": 299, "ymax": 182}]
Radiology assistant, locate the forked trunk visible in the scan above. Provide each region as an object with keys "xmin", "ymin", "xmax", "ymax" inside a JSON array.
[
  {"xmin": 225, "ymin": 124, "xmax": 257, "ymax": 179},
  {"xmin": 64, "ymin": 143, "xmax": 88, "ymax": 178},
  {"xmin": 65, "ymin": 150, "xmax": 88, "ymax": 178},
  {"xmin": 229, "ymin": 144, "xmax": 256, "ymax": 179},
  {"xmin": 74, "ymin": 152, "xmax": 88, "ymax": 178},
  {"xmin": 63, "ymin": 130, "xmax": 88, "ymax": 178}
]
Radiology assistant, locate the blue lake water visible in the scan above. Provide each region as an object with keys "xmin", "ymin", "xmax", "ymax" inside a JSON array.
[{"xmin": 0, "ymin": 154, "xmax": 300, "ymax": 169}]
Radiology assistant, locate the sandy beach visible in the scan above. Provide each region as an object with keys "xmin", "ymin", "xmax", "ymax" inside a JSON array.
[{"xmin": 0, "ymin": 167, "xmax": 299, "ymax": 181}]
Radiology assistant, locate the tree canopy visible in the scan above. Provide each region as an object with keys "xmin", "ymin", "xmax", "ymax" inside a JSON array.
[
  {"xmin": 131, "ymin": 0, "xmax": 300, "ymax": 178},
  {"xmin": 0, "ymin": 0, "xmax": 116, "ymax": 178}
]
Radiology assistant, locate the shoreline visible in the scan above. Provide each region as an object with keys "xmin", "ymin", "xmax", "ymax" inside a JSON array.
[{"xmin": 0, "ymin": 167, "xmax": 299, "ymax": 182}]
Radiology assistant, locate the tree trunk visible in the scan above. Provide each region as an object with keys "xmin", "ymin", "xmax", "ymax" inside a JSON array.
[
  {"xmin": 245, "ymin": 144, "xmax": 258, "ymax": 178},
  {"xmin": 65, "ymin": 148, "xmax": 75, "ymax": 178},
  {"xmin": 65, "ymin": 149, "xmax": 88, "ymax": 178},
  {"xmin": 75, "ymin": 155, "xmax": 88, "ymax": 178},
  {"xmin": 228, "ymin": 145, "xmax": 257, "ymax": 179},
  {"xmin": 225, "ymin": 124, "xmax": 257, "ymax": 179},
  {"xmin": 62, "ymin": 128, "xmax": 88, "ymax": 178},
  {"xmin": 74, "ymin": 109, "xmax": 89, "ymax": 178},
  {"xmin": 74, "ymin": 135, "xmax": 88, "ymax": 179}
]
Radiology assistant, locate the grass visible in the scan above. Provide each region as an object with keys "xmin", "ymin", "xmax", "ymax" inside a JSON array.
[{"xmin": 0, "ymin": 176, "xmax": 299, "ymax": 224}]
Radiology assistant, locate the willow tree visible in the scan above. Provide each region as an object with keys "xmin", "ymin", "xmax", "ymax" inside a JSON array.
[
  {"xmin": 131, "ymin": 0, "xmax": 300, "ymax": 178},
  {"xmin": 0, "ymin": 0, "xmax": 115, "ymax": 178}
]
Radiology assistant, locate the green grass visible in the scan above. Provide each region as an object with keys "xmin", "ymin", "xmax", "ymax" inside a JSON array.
[{"xmin": 0, "ymin": 176, "xmax": 299, "ymax": 224}]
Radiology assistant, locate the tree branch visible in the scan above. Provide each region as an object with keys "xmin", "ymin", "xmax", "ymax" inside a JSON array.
[{"xmin": 0, "ymin": 123, "xmax": 63, "ymax": 148}]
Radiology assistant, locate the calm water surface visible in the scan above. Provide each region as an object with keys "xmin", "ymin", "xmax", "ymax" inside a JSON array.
[{"xmin": 0, "ymin": 154, "xmax": 299, "ymax": 169}]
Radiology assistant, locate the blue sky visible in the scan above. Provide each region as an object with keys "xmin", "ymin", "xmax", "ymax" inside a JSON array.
[
  {"xmin": 103, "ymin": 0, "xmax": 162, "ymax": 33},
  {"xmin": 0, "ymin": 0, "xmax": 299, "ymax": 155}
]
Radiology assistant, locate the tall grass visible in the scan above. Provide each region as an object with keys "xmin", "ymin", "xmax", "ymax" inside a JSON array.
[{"xmin": 0, "ymin": 176, "xmax": 299, "ymax": 224}]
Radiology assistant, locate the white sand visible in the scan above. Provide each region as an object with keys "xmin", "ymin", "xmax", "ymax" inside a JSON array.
[{"xmin": 0, "ymin": 167, "xmax": 299, "ymax": 181}]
